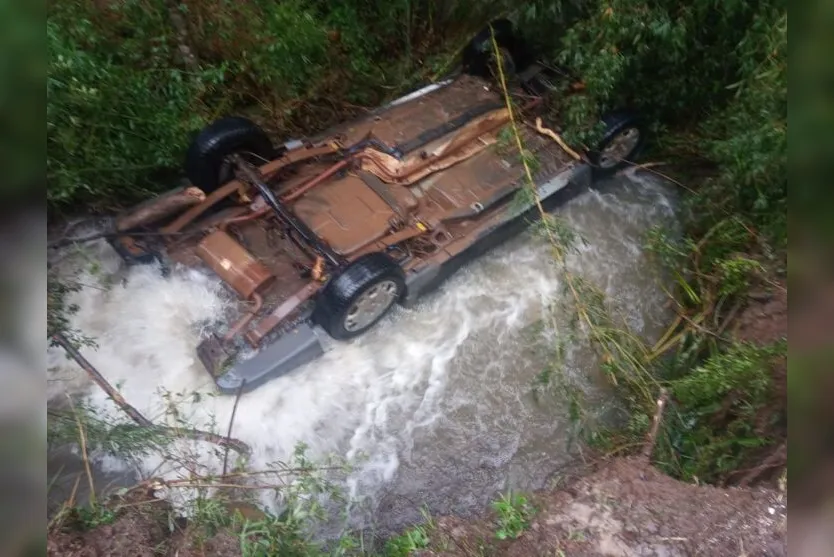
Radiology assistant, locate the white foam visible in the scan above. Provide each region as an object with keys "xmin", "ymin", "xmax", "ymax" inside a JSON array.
[{"xmin": 46, "ymin": 171, "xmax": 677, "ymax": 521}]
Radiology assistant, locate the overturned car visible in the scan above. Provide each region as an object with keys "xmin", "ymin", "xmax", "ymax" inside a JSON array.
[{"xmin": 109, "ymin": 22, "xmax": 646, "ymax": 393}]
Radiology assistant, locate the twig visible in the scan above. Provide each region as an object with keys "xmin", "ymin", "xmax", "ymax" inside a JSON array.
[
  {"xmin": 673, "ymin": 307, "xmax": 729, "ymax": 342},
  {"xmin": 222, "ymin": 381, "xmax": 246, "ymax": 476},
  {"xmin": 48, "ymin": 230, "xmax": 181, "ymax": 249},
  {"xmin": 715, "ymin": 299, "xmax": 744, "ymax": 337},
  {"xmin": 48, "ymin": 475, "xmax": 82, "ymax": 532},
  {"xmin": 641, "ymin": 388, "xmax": 669, "ymax": 462},
  {"xmin": 737, "ymin": 441, "xmax": 787, "ymax": 486},
  {"xmin": 489, "ymin": 25, "xmax": 661, "ymax": 406},
  {"xmin": 651, "ymin": 314, "xmax": 683, "ymax": 353},
  {"xmin": 175, "ymin": 465, "xmax": 344, "ymax": 482},
  {"xmin": 52, "ymin": 333, "xmax": 252, "ymax": 458},
  {"xmin": 68, "ymin": 474, "xmax": 80, "ymax": 509},
  {"xmin": 54, "ymin": 333, "xmax": 153, "ymax": 427},
  {"xmin": 47, "ymin": 464, "xmax": 66, "ymax": 496},
  {"xmin": 156, "ymin": 481, "xmax": 292, "ymax": 491},
  {"xmin": 533, "ymin": 117, "xmax": 583, "ymax": 161},
  {"xmin": 67, "ymin": 395, "xmax": 97, "ymax": 506},
  {"xmin": 622, "ymin": 158, "xmax": 699, "ymax": 195}
]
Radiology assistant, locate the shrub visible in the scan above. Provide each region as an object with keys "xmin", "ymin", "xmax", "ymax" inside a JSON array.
[
  {"xmin": 662, "ymin": 341, "xmax": 787, "ymax": 483},
  {"xmin": 492, "ymin": 491, "xmax": 534, "ymax": 540},
  {"xmin": 47, "ymin": 1, "xmax": 221, "ymax": 209}
]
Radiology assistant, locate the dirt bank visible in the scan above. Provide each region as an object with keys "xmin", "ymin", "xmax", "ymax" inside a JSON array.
[
  {"xmin": 47, "ymin": 455, "xmax": 786, "ymax": 557},
  {"xmin": 424, "ymin": 457, "xmax": 786, "ymax": 557},
  {"xmin": 47, "ymin": 488, "xmax": 241, "ymax": 557}
]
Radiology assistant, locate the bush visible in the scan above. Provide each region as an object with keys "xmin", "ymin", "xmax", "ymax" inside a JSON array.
[
  {"xmin": 544, "ymin": 0, "xmax": 786, "ymax": 242},
  {"xmin": 662, "ymin": 341, "xmax": 786, "ymax": 483},
  {"xmin": 514, "ymin": 0, "xmax": 786, "ymax": 485},
  {"xmin": 46, "ymin": 0, "xmax": 513, "ymax": 213},
  {"xmin": 47, "ymin": 1, "xmax": 221, "ymax": 209}
]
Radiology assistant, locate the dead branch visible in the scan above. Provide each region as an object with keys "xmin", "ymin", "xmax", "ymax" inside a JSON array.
[
  {"xmin": 641, "ymin": 388, "xmax": 669, "ymax": 462},
  {"xmin": 48, "ymin": 230, "xmax": 183, "ymax": 249},
  {"xmin": 52, "ymin": 333, "xmax": 252, "ymax": 458},
  {"xmin": 533, "ymin": 117, "xmax": 583, "ymax": 161},
  {"xmin": 715, "ymin": 298, "xmax": 744, "ymax": 337},
  {"xmin": 53, "ymin": 333, "xmax": 153, "ymax": 427},
  {"xmin": 67, "ymin": 395, "xmax": 97, "ymax": 506},
  {"xmin": 222, "ymin": 381, "xmax": 246, "ymax": 475},
  {"xmin": 737, "ymin": 441, "xmax": 787, "ymax": 487},
  {"xmin": 115, "ymin": 186, "xmax": 205, "ymax": 231}
]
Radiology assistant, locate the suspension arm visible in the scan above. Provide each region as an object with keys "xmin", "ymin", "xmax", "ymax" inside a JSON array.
[{"xmin": 231, "ymin": 155, "xmax": 344, "ymax": 269}]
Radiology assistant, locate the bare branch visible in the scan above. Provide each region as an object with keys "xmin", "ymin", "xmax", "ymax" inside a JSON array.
[
  {"xmin": 52, "ymin": 333, "xmax": 252, "ymax": 458},
  {"xmin": 222, "ymin": 381, "xmax": 246, "ymax": 475},
  {"xmin": 641, "ymin": 388, "xmax": 669, "ymax": 462}
]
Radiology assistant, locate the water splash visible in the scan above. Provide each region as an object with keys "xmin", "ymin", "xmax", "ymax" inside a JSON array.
[{"xmin": 47, "ymin": 171, "xmax": 677, "ymax": 529}]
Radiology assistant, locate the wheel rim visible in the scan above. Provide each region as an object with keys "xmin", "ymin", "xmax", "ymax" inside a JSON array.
[
  {"xmin": 343, "ymin": 280, "xmax": 399, "ymax": 332},
  {"xmin": 598, "ymin": 127, "xmax": 641, "ymax": 169}
]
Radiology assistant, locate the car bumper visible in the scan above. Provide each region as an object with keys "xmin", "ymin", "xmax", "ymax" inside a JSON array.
[{"xmin": 212, "ymin": 322, "xmax": 325, "ymax": 394}]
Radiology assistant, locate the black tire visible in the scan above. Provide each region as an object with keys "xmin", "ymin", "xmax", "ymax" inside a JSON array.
[
  {"xmin": 313, "ymin": 253, "xmax": 406, "ymax": 340},
  {"xmin": 462, "ymin": 19, "xmax": 535, "ymax": 79},
  {"xmin": 185, "ymin": 117, "xmax": 276, "ymax": 193},
  {"xmin": 588, "ymin": 109, "xmax": 647, "ymax": 177}
]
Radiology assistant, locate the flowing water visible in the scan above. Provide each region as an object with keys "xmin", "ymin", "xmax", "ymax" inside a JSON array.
[{"xmin": 47, "ymin": 169, "xmax": 677, "ymax": 533}]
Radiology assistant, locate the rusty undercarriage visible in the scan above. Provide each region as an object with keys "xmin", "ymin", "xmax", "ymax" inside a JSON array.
[{"xmin": 110, "ymin": 49, "xmax": 645, "ymax": 393}]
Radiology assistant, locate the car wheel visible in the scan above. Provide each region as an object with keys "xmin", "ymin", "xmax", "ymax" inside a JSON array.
[
  {"xmin": 313, "ymin": 252, "xmax": 405, "ymax": 340},
  {"xmin": 185, "ymin": 116, "xmax": 277, "ymax": 193},
  {"xmin": 589, "ymin": 110, "xmax": 646, "ymax": 177},
  {"xmin": 462, "ymin": 19, "xmax": 534, "ymax": 80}
]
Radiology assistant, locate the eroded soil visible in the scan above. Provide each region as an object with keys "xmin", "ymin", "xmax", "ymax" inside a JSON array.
[
  {"xmin": 47, "ymin": 456, "xmax": 787, "ymax": 557},
  {"xmin": 47, "ymin": 489, "xmax": 240, "ymax": 557},
  {"xmin": 424, "ymin": 457, "xmax": 786, "ymax": 557}
]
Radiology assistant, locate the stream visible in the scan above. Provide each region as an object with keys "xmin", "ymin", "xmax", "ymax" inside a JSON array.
[{"xmin": 47, "ymin": 169, "xmax": 677, "ymax": 534}]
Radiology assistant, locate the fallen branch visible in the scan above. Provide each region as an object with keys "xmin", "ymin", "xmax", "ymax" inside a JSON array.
[
  {"xmin": 67, "ymin": 395, "xmax": 96, "ymax": 506},
  {"xmin": 641, "ymin": 388, "xmax": 669, "ymax": 462},
  {"xmin": 48, "ymin": 230, "xmax": 182, "ymax": 249},
  {"xmin": 737, "ymin": 441, "xmax": 787, "ymax": 487},
  {"xmin": 222, "ymin": 381, "xmax": 246, "ymax": 476},
  {"xmin": 715, "ymin": 298, "xmax": 744, "ymax": 337},
  {"xmin": 52, "ymin": 333, "xmax": 252, "ymax": 458},
  {"xmin": 115, "ymin": 186, "xmax": 205, "ymax": 231},
  {"xmin": 533, "ymin": 117, "xmax": 583, "ymax": 161}
]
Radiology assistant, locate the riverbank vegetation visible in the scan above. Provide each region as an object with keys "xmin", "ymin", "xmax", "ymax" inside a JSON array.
[{"xmin": 47, "ymin": 0, "xmax": 787, "ymax": 555}]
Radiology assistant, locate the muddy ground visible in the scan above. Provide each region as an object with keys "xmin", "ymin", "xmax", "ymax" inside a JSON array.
[
  {"xmin": 47, "ymin": 488, "xmax": 241, "ymax": 557},
  {"xmin": 425, "ymin": 456, "xmax": 786, "ymax": 557},
  {"xmin": 46, "ymin": 455, "xmax": 787, "ymax": 557}
]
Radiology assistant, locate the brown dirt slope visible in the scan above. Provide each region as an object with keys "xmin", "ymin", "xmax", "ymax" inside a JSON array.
[
  {"xmin": 47, "ymin": 490, "xmax": 240, "ymax": 557},
  {"xmin": 47, "ymin": 459, "xmax": 787, "ymax": 557},
  {"xmin": 426, "ymin": 457, "xmax": 786, "ymax": 557}
]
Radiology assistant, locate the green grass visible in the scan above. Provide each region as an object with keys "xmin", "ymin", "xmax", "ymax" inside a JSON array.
[
  {"xmin": 491, "ymin": 491, "xmax": 534, "ymax": 540},
  {"xmin": 383, "ymin": 525, "xmax": 431, "ymax": 557}
]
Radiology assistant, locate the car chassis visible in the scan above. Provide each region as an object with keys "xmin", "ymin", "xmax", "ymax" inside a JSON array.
[{"xmin": 109, "ymin": 32, "xmax": 645, "ymax": 393}]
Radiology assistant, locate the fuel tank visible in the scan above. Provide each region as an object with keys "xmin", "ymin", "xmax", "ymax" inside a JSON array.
[{"xmin": 196, "ymin": 230, "xmax": 273, "ymax": 298}]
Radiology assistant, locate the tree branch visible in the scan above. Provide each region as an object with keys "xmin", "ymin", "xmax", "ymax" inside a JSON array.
[
  {"xmin": 52, "ymin": 333, "xmax": 252, "ymax": 458},
  {"xmin": 641, "ymin": 387, "xmax": 669, "ymax": 462}
]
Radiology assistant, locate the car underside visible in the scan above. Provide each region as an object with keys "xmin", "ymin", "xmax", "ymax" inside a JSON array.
[{"xmin": 109, "ymin": 24, "xmax": 646, "ymax": 393}]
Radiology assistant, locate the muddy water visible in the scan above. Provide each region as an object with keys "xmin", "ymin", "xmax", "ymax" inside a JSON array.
[{"xmin": 47, "ymin": 169, "xmax": 677, "ymax": 533}]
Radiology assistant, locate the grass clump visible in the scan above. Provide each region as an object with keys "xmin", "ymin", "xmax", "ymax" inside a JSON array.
[
  {"xmin": 492, "ymin": 491, "xmax": 534, "ymax": 540},
  {"xmin": 383, "ymin": 525, "xmax": 431, "ymax": 557},
  {"xmin": 487, "ymin": 1, "xmax": 786, "ymax": 486}
]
